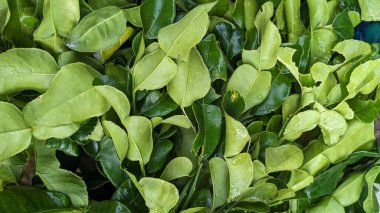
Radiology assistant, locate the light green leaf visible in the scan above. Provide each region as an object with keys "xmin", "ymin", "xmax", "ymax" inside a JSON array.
[
  {"xmin": 102, "ymin": 120, "xmax": 128, "ymax": 161},
  {"xmin": 252, "ymin": 160, "xmax": 267, "ymax": 182},
  {"xmin": 346, "ymin": 58, "xmax": 380, "ymax": 99},
  {"xmin": 283, "ymin": 110, "xmax": 320, "ymax": 141},
  {"xmin": 334, "ymin": 101, "xmax": 354, "ymax": 120},
  {"xmin": 34, "ymin": 0, "xmax": 80, "ymax": 53},
  {"xmin": 124, "ymin": 116, "xmax": 153, "ymax": 165},
  {"xmin": 226, "ymin": 153, "xmax": 253, "ymax": 201},
  {"xmin": 167, "ymin": 48, "xmax": 211, "ymax": 107},
  {"xmin": 319, "ymin": 110, "xmax": 347, "ymax": 146},
  {"xmin": 0, "ymin": 102, "xmax": 31, "ymax": 162},
  {"xmin": 133, "ymin": 49, "xmax": 178, "ymax": 92},
  {"xmin": 307, "ymin": 196, "xmax": 344, "ymax": 213},
  {"xmin": 139, "ymin": 177, "xmax": 179, "ymax": 213},
  {"xmin": 94, "ymin": 85, "xmax": 130, "ymax": 123},
  {"xmin": 0, "ymin": 0, "xmax": 10, "ymax": 33},
  {"xmin": 332, "ymin": 40, "xmax": 371, "ymax": 62},
  {"xmin": 209, "ymin": 157, "xmax": 229, "ymax": 210},
  {"xmin": 161, "ymin": 115, "xmax": 192, "ymax": 129},
  {"xmin": 282, "ymin": 94, "xmax": 301, "ymax": 121},
  {"xmin": 157, "ymin": 3, "xmax": 214, "ymax": 59},
  {"xmin": 265, "ymin": 145, "xmax": 303, "ymax": 173},
  {"xmin": 307, "ymin": 0, "xmax": 328, "ymax": 29},
  {"xmin": 124, "ymin": 6, "xmax": 143, "ymax": 27},
  {"xmin": 65, "ymin": 6, "xmax": 127, "ymax": 52},
  {"xmin": 359, "ymin": 0, "xmax": 380, "ymax": 21},
  {"xmin": 363, "ymin": 166, "xmax": 380, "ymax": 213},
  {"xmin": 310, "ymin": 28, "xmax": 337, "ymax": 64},
  {"xmin": 287, "ymin": 169, "xmax": 314, "ymax": 191},
  {"xmin": 242, "ymin": 21, "xmax": 281, "ymax": 71},
  {"xmin": 160, "ymin": 157, "xmax": 193, "ymax": 181},
  {"xmin": 23, "ymin": 63, "xmax": 110, "ymax": 140},
  {"xmin": 254, "ymin": 1, "xmax": 274, "ymax": 36},
  {"xmin": 34, "ymin": 140, "xmax": 88, "ymax": 207},
  {"xmin": 224, "ymin": 113, "xmax": 250, "ymax": 157},
  {"xmin": 0, "ymin": 48, "xmax": 59, "ymax": 95},
  {"xmin": 284, "ymin": 0, "xmax": 305, "ymax": 42},
  {"xmin": 332, "ymin": 172, "xmax": 365, "ymax": 206},
  {"xmin": 277, "ymin": 47, "xmax": 300, "ymax": 83},
  {"xmin": 227, "ymin": 64, "xmax": 272, "ymax": 112},
  {"xmin": 311, "ymin": 63, "xmax": 337, "ymax": 105}
]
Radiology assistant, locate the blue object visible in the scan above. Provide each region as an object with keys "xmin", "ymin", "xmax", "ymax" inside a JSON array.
[{"xmin": 355, "ymin": 21, "xmax": 380, "ymax": 43}]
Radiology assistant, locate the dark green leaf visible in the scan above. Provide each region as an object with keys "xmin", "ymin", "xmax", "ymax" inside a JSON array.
[
  {"xmin": 141, "ymin": 91, "xmax": 178, "ymax": 117},
  {"xmin": 0, "ymin": 187, "xmax": 73, "ymax": 213},
  {"xmin": 141, "ymin": 0, "xmax": 175, "ymax": 39},
  {"xmin": 254, "ymin": 69, "xmax": 291, "ymax": 115},
  {"xmin": 192, "ymin": 103, "xmax": 222, "ymax": 159},
  {"xmin": 71, "ymin": 117, "xmax": 99, "ymax": 143},
  {"xmin": 96, "ymin": 136, "xmax": 129, "ymax": 187},
  {"xmin": 213, "ymin": 22, "xmax": 246, "ymax": 61},
  {"xmin": 45, "ymin": 138, "xmax": 79, "ymax": 156},
  {"xmin": 112, "ymin": 179, "xmax": 148, "ymax": 212},
  {"xmin": 146, "ymin": 139, "xmax": 174, "ymax": 174},
  {"xmin": 332, "ymin": 12, "xmax": 354, "ymax": 40},
  {"xmin": 223, "ymin": 90, "xmax": 245, "ymax": 119},
  {"xmin": 88, "ymin": 200, "xmax": 131, "ymax": 213},
  {"xmin": 348, "ymin": 98, "xmax": 380, "ymax": 123},
  {"xmin": 197, "ymin": 34, "xmax": 227, "ymax": 81}
]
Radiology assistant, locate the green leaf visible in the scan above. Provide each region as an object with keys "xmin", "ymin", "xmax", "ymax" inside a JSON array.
[
  {"xmin": 277, "ymin": 47, "xmax": 300, "ymax": 83},
  {"xmin": 94, "ymin": 85, "xmax": 131, "ymax": 123},
  {"xmin": 141, "ymin": 91, "xmax": 178, "ymax": 117},
  {"xmin": 227, "ymin": 64, "xmax": 272, "ymax": 112},
  {"xmin": 138, "ymin": 177, "xmax": 179, "ymax": 213},
  {"xmin": 197, "ymin": 34, "xmax": 227, "ymax": 81},
  {"xmin": 223, "ymin": 90, "xmax": 245, "ymax": 119},
  {"xmin": 209, "ymin": 157, "xmax": 229, "ymax": 210},
  {"xmin": 146, "ymin": 139, "xmax": 174, "ymax": 174},
  {"xmin": 3, "ymin": 0, "xmax": 35, "ymax": 47},
  {"xmin": 363, "ymin": 166, "xmax": 380, "ymax": 213},
  {"xmin": 318, "ymin": 110, "xmax": 348, "ymax": 146},
  {"xmin": 88, "ymin": 0, "xmax": 134, "ymax": 9},
  {"xmin": 124, "ymin": 6, "xmax": 143, "ymax": 27},
  {"xmin": 192, "ymin": 103, "xmax": 222, "ymax": 159},
  {"xmin": 348, "ymin": 98, "xmax": 380, "ymax": 123},
  {"xmin": 161, "ymin": 115, "xmax": 192, "ymax": 129},
  {"xmin": 284, "ymin": 0, "xmax": 305, "ymax": 42},
  {"xmin": 96, "ymin": 136, "xmax": 128, "ymax": 187},
  {"xmin": 124, "ymin": 116, "xmax": 153, "ymax": 165},
  {"xmin": 34, "ymin": 140, "xmax": 88, "ymax": 207},
  {"xmin": 112, "ymin": 179, "xmax": 148, "ymax": 212},
  {"xmin": 157, "ymin": 3, "xmax": 214, "ymax": 59},
  {"xmin": 311, "ymin": 63, "xmax": 337, "ymax": 105},
  {"xmin": 307, "ymin": 196, "xmax": 344, "ymax": 213},
  {"xmin": 133, "ymin": 49, "xmax": 178, "ymax": 92},
  {"xmin": 213, "ymin": 22, "xmax": 246, "ymax": 61},
  {"xmin": 58, "ymin": 51, "xmax": 104, "ymax": 72},
  {"xmin": 283, "ymin": 110, "xmax": 320, "ymax": 141},
  {"xmin": 0, "ymin": 187, "xmax": 73, "ymax": 212},
  {"xmin": 167, "ymin": 48, "xmax": 211, "ymax": 107},
  {"xmin": 0, "ymin": 48, "xmax": 59, "ymax": 95},
  {"xmin": 65, "ymin": 6, "xmax": 127, "ymax": 52},
  {"xmin": 45, "ymin": 138, "xmax": 79, "ymax": 157},
  {"xmin": 346, "ymin": 59, "xmax": 380, "ymax": 99},
  {"xmin": 102, "ymin": 120, "xmax": 128, "ymax": 161},
  {"xmin": 265, "ymin": 145, "xmax": 303, "ymax": 173},
  {"xmin": 0, "ymin": 102, "xmax": 31, "ymax": 162},
  {"xmin": 310, "ymin": 28, "xmax": 337, "ymax": 64},
  {"xmin": 254, "ymin": 69, "xmax": 291, "ymax": 115},
  {"xmin": 359, "ymin": 0, "xmax": 380, "ymax": 21},
  {"xmin": 226, "ymin": 153, "xmax": 253, "ymax": 201},
  {"xmin": 332, "ymin": 172, "xmax": 365, "ymax": 206},
  {"xmin": 33, "ymin": 0, "xmax": 80, "ymax": 53},
  {"xmin": 332, "ymin": 12, "xmax": 354, "ymax": 40},
  {"xmin": 0, "ymin": 0, "xmax": 10, "ymax": 33},
  {"xmin": 141, "ymin": 0, "xmax": 175, "ymax": 39},
  {"xmin": 160, "ymin": 157, "xmax": 193, "ymax": 181},
  {"xmin": 88, "ymin": 200, "xmax": 131, "ymax": 213},
  {"xmin": 224, "ymin": 113, "xmax": 250, "ymax": 157},
  {"xmin": 307, "ymin": 0, "xmax": 328, "ymax": 29},
  {"xmin": 23, "ymin": 63, "xmax": 110, "ymax": 140}
]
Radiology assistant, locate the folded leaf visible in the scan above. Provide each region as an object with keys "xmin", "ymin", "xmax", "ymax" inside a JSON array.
[{"xmin": 160, "ymin": 157, "xmax": 193, "ymax": 181}]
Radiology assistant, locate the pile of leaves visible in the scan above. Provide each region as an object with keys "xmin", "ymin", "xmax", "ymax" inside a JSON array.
[{"xmin": 1, "ymin": 0, "xmax": 380, "ymax": 212}]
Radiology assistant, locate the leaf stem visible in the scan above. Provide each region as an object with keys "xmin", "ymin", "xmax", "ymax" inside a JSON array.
[
  {"xmin": 139, "ymin": 162, "xmax": 146, "ymax": 177},
  {"xmin": 181, "ymin": 107, "xmax": 196, "ymax": 133},
  {"xmin": 181, "ymin": 161, "xmax": 203, "ymax": 210}
]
